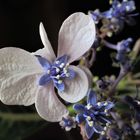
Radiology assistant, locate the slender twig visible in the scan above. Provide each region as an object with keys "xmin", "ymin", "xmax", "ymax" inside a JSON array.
[
  {"xmin": 89, "ymin": 48, "xmax": 96, "ymax": 68},
  {"xmin": 102, "ymin": 39, "xmax": 116, "ymax": 50},
  {"xmin": 0, "ymin": 112, "xmax": 43, "ymax": 121},
  {"xmin": 109, "ymin": 64, "xmax": 129, "ymax": 96},
  {"xmin": 80, "ymin": 48, "xmax": 96, "ymax": 68},
  {"xmin": 79, "ymin": 124, "xmax": 88, "ymax": 140}
]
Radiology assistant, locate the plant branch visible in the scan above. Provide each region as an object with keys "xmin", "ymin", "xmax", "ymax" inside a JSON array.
[
  {"xmin": 109, "ymin": 64, "xmax": 129, "ymax": 96},
  {"xmin": 79, "ymin": 124, "xmax": 88, "ymax": 140},
  {"xmin": 0, "ymin": 112, "xmax": 43, "ymax": 121},
  {"xmin": 102, "ymin": 39, "xmax": 116, "ymax": 50}
]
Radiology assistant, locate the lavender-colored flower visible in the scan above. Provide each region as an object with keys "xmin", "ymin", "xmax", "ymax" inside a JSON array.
[
  {"xmin": 116, "ymin": 38, "xmax": 132, "ymax": 63},
  {"xmin": 122, "ymin": 123, "xmax": 135, "ymax": 136},
  {"xmin": 98, "ymin": 135, "xmax": 108, "ymax": 140},
  {"xmin": 103, "ymin": 0, "xmax": 136, "ymax": 20},
  {"xmin": 103, "ymin": 38, "xmax": 132, "ymax": 64},
  {"xmin": 88, "ymin": 9, "xmax": 102, "ymax": 24},
  {"xmin": 0, "ymin": 13, "xmax": 96, "ymax": 122},
  {"xmin": 89, "ymin": 0, "xmax": 137, "ymax": 36},
  {"xmin": 107, "ymin": 127, "xmax": 122, "ymax": 140},
  {"xmin": 36, "ymin": 55, "xmax": 76, "ymax": 92},
  {"xmin": 124, "ymin": 96, "xmax": 140, "ymax": 122},
  {"xmin": 59, "ymin": 115, "xmax": 76, "ymax": 131},
  {"xmin": 73, "ymin": 89, "xmax": 114, "ymax": 139}
]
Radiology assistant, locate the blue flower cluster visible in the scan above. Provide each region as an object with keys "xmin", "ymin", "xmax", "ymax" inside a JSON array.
[
  {"xmin": 73, "ymin": 89, "xmax": 114, "ymax": 139},
  {"xmin": 89, "ymin": 0, "xmax": 137, "ymax": 36}
]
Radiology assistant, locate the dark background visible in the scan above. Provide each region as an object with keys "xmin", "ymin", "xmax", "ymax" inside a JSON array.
[{"xmin": 0, "ymin": 0, "xmax": 139, "ymax": 140}]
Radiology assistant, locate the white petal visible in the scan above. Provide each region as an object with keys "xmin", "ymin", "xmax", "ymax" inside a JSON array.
[
  {"xmin": 33, "ymin": 23, "xmax": 56, "ymax": 62},
  {"xmin": 57, "ymin": 12, "xmax": 96, "ymax": 63},
  {"xmin": 35, "ymin": 82, "xmax": 68, "ymax": 122},
  {"xmin": 0, "ymin": 47, "xmax": 43, "ymax": 105},
  {"xmin": 58, "ymin": 65, "xmax": 88, "ymax": 103},
  {"xmin": 79, "ymin": 66, "xmax": 93, "ymax": 88}
]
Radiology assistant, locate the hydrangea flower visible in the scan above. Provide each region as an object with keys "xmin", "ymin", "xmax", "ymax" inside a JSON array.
[
  {"xmin": 115, "ymin": 38, "xmax": 132, "ymax": 63},
  {"xmin": 107, "ymin": 127, "xmax": 122, "ymax": 140},
  {"xmin": 59, "ymin": 115, "xmax": 76, "ymax": 131},
  {"xmin": 73, "ymin": 89, "xmax": 114, "ymax": 139},
  {"xmin": 88, "ymin": 9, "xmax": 102, "ymax": 24},
  {"xmin": 124, "ymin": 96, "xmax": 140, "ymax": 123},
  {"xmin": 0, "ymin": 12, "xmax": 96, "ymax": 122},
  {"xmin": 103, "ymin": 0, "xmax": 136, "ymax": 20},
  {"xmin": 89, "ymin": 0, "xmax": 136, "ymax": 22},
  {"xmin": 103, "ymin": 38, "xmax": 132, "ymax": 63},
  {"xmin": 88, "ymin": 0, "xmax": 137, "ymax": 36}
]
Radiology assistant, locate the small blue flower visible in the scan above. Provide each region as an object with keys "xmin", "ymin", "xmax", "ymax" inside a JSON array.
[
  {"xmin": 73, "ymin": 89, "xmax": 114, "ymax": 139},
  {"xmin": 36, "ymin": 55, "xmax": 75, "ymax": 92},
  {"xmin": 59, "ymin": 115, "xmax": 76, "ymax": 131},
  {"xmin": 89, "ymin": 0, "xmax": 137, "ymax": 35},
  {"xmin": 124, "ymin": 96, "xmax": 140, "ymax": 122},
  {"xmin": 111, "ymin": 0, "xmax": 136, "ymax": 18},
  {"xmin": 107, "ymin": 127, "xmax": 122, "ymax": 140},
  {"xmin": 102, "ymin": 0, "xmax": 136, "ymax": 20},
  {"xmin": 88, "ymin": 9, "xmax": 102, "ymax": 24},
  {"xmin": 116, "ymin": 38, "xmax": 133, "ymax": 63}
]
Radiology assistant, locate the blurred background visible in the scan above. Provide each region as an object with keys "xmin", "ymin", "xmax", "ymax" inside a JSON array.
[{"xmin": 0, "ymin": 0, "xmax": 140, "ymax": 140}]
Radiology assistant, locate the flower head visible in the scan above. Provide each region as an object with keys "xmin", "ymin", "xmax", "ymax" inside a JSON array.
[
  {"xmin": 59, "ymin": 115, "xmax": 76, "ymax": 131},
  {"xmin": 73, "ymin": 89, "xmax": 114, "ymax": 139},
  {"xmin": 116, "ymin": 38, "xmax": 133, "ymax": 63},
  {"xmin": 89, "ymin": 0, "xmax": 137, "ymax": 35},
  {"xmin": 103, "ymin": 0, "xmax": 136, "ymax": 19},
  {"xmin": 36, "ymin": 55, "xmax": 75, "ymax": 92},
  {"xmin": 88, "ymin": 9, "xmax": 102, "ymax": 24},
  {"xmin": 107, "ymin": 127, "xmax": 122, "ymax": 140},
  {"xmin": 0, "ymin": 12, "xmax": 96, "ymax": 122}
]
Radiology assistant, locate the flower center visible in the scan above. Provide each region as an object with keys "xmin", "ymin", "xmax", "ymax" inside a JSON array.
[
  {"xmin": 36, "ymin": 55, "xmax": 75, "ymax": 92},
  {"xmin": 48, "ymin": 61, "xmax": 70, "ymax": 85}
]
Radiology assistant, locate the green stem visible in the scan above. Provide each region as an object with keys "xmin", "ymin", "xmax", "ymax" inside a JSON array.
[
  {"xmin": 0, "ymin": 112, "xmax": 43, "ymax": 121},
  {"xmin": 109, "ymin": 64, "xmax": 129, "ymax": 96}
]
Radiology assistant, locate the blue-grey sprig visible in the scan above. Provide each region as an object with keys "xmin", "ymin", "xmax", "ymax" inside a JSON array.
[{"xmin": 59, "ymin": 115, "xmax": 76, "ymax": 131}]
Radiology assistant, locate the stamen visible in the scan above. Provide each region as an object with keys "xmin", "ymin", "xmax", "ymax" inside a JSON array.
[
  {"xmin": 58, "ymin": 80, "xmax": 62, "ymax": 84},
  {"xmin": 117, "ymin": 3, "xmax": 121, "ymax": 8},
  {"xmin": 56, "ymin": 68, "xmax": 60, "ymax": 73},
  {"xmin": 104, "ymin": 127, "xmax": 107, "ymax": 131},
  {"xmin": 137, "ymin": 101, "xmax": 140, "ymax": 105},
  {"xmin": 55, "ymin": 61, "xmax": 59, "ymax": 64},
  {"xmin": 86, "ymin": 116, "xmax": 91, "ymax": 121},
  {"xmin": 104, "ymin": 102, "xmax": 108, "ymax": 106},
  {"xmin": 56, "ymin": 75, "xmax": 60, "ymax": 79},
  {"xmin": 106, "ymin": 123, "xmax": 110, "ymax": 127},
  {"xmin": 66, "ymin": 73, "xmax": 70, "ymax": 77},
  {"xmin": 132, "ymin": 6, "xmax": 136, "ymax": 10},
  {"xmin": 104, "ymin": 109, "xmax": 108, "ymax": 113},
  {"xmin": 109, "ymin": 0, "xmax": 113, "ymax": 4},
  {"xmin": 106, "ymin": 113, "xmax": 109, "ymax": 116},
  {"xmin": 86, "ymin": 103, "xmax": 92, "ymax": 110},
  {"xmin": 47, "ymin": 70, "xmax": 50, "ymax": 74},
  {"xmin": 88, "ymin": 121, "xmax": 93, "ymax": 127},
  {"xmin": 107, "ymin": 32, "xmax": 112, "ymax": 37},
  {"xmin": 66, "ymin": 63, "xmax": 70, "ymax": 66},
  {"xmin": 63, "ymin": 68, "xmax": 68, "ymax": 74},
  {"xmin": 97, "ymin": 102, "xmax": 101, "ymax": 106},
  {"xmin": 101, "ymin": 131, "xmax": 105, "ymax": 135},
  {"xmin": 60, "ymin": 63, "xmax": 65, "ymax": 68},
  {"xmin": 126, "ymin": 6, "xmax": 130, "ymax": 11}
]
